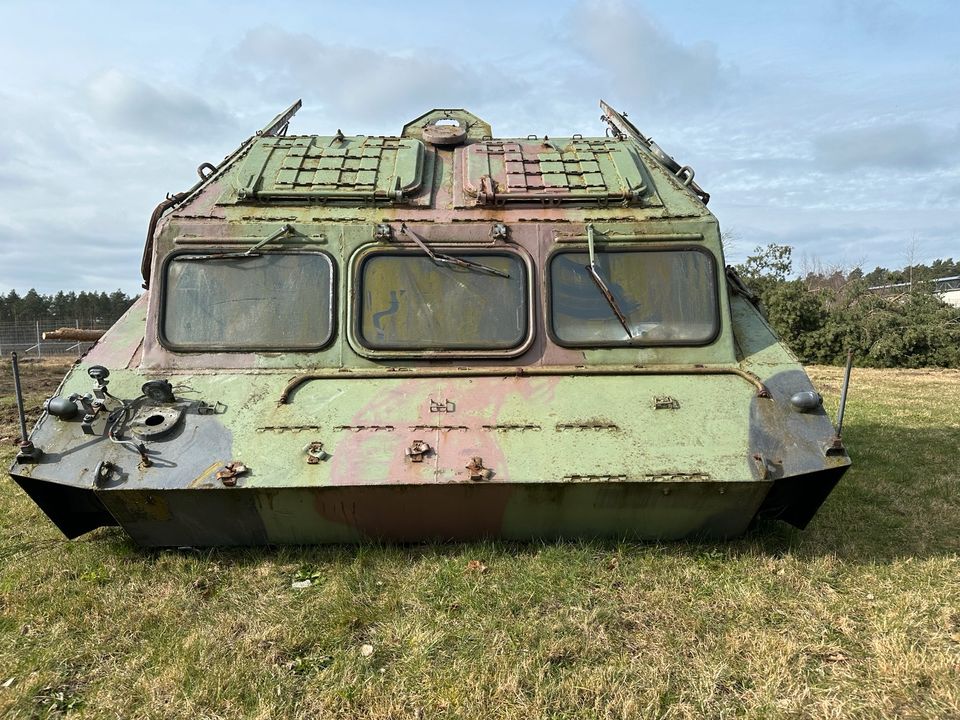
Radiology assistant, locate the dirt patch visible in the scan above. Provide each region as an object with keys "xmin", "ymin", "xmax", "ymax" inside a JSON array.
[{"xmin": 0, "ymin": 358, "xmax": 75, "ymax": 445}]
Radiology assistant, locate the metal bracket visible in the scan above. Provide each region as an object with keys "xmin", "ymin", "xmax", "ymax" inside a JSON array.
[
  {"xmin": 304, "ymin": 442, "xmax": 329, "ymax": 464},
  {"xmin": 654, "ymin": 395, "xmax": 680, "ymax": 410},
  {"xmin": 15, "ymin": 441, "xmax": 42, "ymax": 464},
  {"xmin": 81, "ymin": 399, "xmax": 106, "ymax": 435},
  {"xmin": 824, "ymin": 436, "xmax": 846, "ymax": 457},
  {"xmin": 93, "ymin": 460, "xmax": 117, "ymax": 488},
  {"xmin": 466, "ymin": 456, "xmax": 494, "ymax": 481},
  {"xmin": 406, "ymin": 440, "xmax": 431, "ymax": 462},
  {"xmin": 197, "ymin": 400, "xmax": 227, "ymax": 415},
  {"xmin": 490, "ymin": 222, "xmax": 508, "ymax": 244},
  {"xmin": 430, "ymin": 399, "xmax": 456, "ymax": 413},
  {"xmin": 217, "ymin": 461, "xmax": 248, "ymax": 487}
]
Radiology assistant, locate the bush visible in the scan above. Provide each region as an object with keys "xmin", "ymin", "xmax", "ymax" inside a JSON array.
[{"xmin": 737, "ymin": 246, "xmax": 960, "ymax": 368}]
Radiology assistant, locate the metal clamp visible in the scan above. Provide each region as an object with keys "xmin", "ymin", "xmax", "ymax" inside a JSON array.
[
  {"xmin": 466, "ymin": 456, "xmax": 493, "ymax": 481},
  {"xmin": 654, "ymin": 395, "xmax": 680, "ymax": 410},
  {"xmin": 197, "ymin": 400, "xmax": 227, "ymax": 415},
  {"xmin": 375, "ymin": 223, "xmax": 393, "ymax": 242},
  {"xmin": 406, "ymin": 440, "xmax": 431, "ymax": 463},
  {"xmin": 93, "ymin": 460, "xmax": 116, "ymax": 488},
  {"xmin": 217, "ymin": 461, "xmax": 248, "ymax": 487},
  {"xmin": 304, "ymin": 442, "xmax": 328, "ymax": 464}
]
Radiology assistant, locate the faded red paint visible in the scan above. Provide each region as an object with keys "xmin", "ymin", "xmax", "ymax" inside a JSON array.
[
  {"xmin": 327, "ymin": 378, "xmax": 438, "ymax": 486},
  {"xmin": 312, "ymin": 485, "xmax": 516, "ymax": 540}
]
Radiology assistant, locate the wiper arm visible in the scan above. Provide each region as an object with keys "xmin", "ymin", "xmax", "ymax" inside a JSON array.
[
  {"xmin": 585, "ymin": 224, "xmax": 634, "ymax": 338},
  {"xmin": 180, "ymin": 224, "xmax": 296, "ymax": 261},
  {"xmin": 400, "ymin": 224, "xmax": 510, "ymax": 278}
]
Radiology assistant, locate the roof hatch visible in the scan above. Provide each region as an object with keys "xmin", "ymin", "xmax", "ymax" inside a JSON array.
[
  {"xmin": 460, "ymin": 138, "xmax": 653, "ymax": 206},
  {"xmin": 226, "ymin": 135, "xmax": 426, "ymax": 203}
]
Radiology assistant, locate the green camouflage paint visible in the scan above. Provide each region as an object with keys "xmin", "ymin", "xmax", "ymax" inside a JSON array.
[{"xmin": 8, "ymin": 102, "xmax": 850, "ymax": 546}]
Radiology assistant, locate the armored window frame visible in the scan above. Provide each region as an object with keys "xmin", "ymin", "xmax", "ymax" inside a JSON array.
[
  {"xmin": 348, "ymin": 244, "xmax": 535, "ymax": 359},
  {"xmin": 546, "ymin": 245, "xmax": 721, "ymax": 348},
  {"xmin": 159, "ymin": 250, "xmax": 337, "ymax": 353}
]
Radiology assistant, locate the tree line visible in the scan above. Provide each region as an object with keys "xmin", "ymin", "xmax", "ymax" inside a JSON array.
[
  {"xmin": 4, "ymin": 258, "xmax": 959, "ymax": 368},
  {"xmin": 736, "ymin": 246, "xmax": 960, "ymax": 368},
  {"xmin": 0, "ymin": 289, "xmax": 138, "ymax": 326}
]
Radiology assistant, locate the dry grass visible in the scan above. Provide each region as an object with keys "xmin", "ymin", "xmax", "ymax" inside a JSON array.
[{"xmin": 1, "ymin": 361, "xmax": 958, "ymax": 719}]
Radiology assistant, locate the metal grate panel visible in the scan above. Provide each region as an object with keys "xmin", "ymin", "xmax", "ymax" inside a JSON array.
[
  {"xmin": 231, "ymin": 135, "xmax": 425, "ymax": 203},
  {"xmin": 461, "ymin": 138, "xmax": 650, "ymax": 205}
]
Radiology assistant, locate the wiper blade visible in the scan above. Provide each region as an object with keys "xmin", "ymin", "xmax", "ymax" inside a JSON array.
[
  {"xmin": 585, "ymin": 224, "xmax": 633, "ymax": 338},
  {"xmin": 179, "ymin": 224, "xmax": 296, "ymax": 261},
  {"xmin": 400, "ymin": 224, "xmax": 510, "ymax": 278}
]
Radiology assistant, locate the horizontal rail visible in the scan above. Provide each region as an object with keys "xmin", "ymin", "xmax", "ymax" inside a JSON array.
[
  {"xmin": 277, "ymin": 364, "xmax": 770, "ymax": 404},
  {"xmin": 554, "ymin": 233, "xmax": 704, "ymax": 243}
]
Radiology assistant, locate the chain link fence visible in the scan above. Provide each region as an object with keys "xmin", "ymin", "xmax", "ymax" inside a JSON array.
[{"xmin": 0, "ymin": 319, "xmax": 113, "ymax": 357}]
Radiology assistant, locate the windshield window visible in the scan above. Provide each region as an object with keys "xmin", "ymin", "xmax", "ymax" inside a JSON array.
[
  {"xmin": 162, "ymin": 252, "xmax": 333, "ymax": 350},
  {"xmin": 358, "ymin": 252, "xmax": 527, "ymax": 350},
  {"xmin": 549, "ymin": 248, "xmax": 718, "ymax": 345}
]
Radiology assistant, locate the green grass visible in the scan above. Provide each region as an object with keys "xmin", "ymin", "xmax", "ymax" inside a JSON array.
[{"xmin": 1, "ymin": 362, "xmax": 958, "ymax": 719}]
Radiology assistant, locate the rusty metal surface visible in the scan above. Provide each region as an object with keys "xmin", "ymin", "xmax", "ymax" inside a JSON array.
[{"xmin": 8, "ymin": 101, "xmax": 850, "ymax": 546}]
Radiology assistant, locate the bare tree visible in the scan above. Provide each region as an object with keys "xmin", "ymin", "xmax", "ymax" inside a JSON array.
[{"xmin": 904, "ymin": 234, "xmax": 921, "ymax": 293}]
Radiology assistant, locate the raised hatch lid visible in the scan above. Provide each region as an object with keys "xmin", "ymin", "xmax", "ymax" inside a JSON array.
[
  {"xmin": 229, "ymin": 135, "xmax": 425, "ymax": 202},
  {"xmin": 460, "ymin": 138, "xmax": 651, "ymax": 206}
]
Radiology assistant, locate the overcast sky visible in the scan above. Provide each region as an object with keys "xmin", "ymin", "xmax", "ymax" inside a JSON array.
[{"xmin": 1, "ymin": 0, "xmax": 958, "ymax": 294}]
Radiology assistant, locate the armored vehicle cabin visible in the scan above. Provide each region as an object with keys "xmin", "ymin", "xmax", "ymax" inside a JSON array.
[{"xmin": 8, "ymin": 101, "xmax": 851, "ymax": 546}]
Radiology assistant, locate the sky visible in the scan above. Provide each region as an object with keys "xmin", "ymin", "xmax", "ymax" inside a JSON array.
[{"xmin": 1, "ymin": 0, "xmax": 958, "ymax": 295}]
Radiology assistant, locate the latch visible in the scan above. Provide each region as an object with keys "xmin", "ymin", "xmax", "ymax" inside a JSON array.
[
  {"xmin": 466, "ymin": 456, "xmax": 494, "ymax": 481},
  {"xmin": 217, "ymin": 461, "xmax": 248, "ymax": 487},
  {"xmin": 490, "ymin": 222, "xmax": 508, "ymax": 244},
  {"xmin": 304, "ymin": 442, "xmax": 329, "ymax": 464},
  {"xmin": 654, "ymin": 396, "xmax": 680, "ymax": 410},
  {"xmin": 406, "ymin": 440, "xmax": 431, "ymax": 462},
  {"xmin": 93, "ymin": 460, "xmax": 118, "ymax": 488},
  {"xmin": 197, "ymin": 400, "xmax": 227, "ymax": 415}
]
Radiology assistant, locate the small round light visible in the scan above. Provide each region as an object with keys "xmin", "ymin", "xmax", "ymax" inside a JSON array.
[
  {"xmin": 789, "ymin": 391, "xmax": 822, "ymax": 412},
  {"xmin": 44, "ymin": 396, "xmax": 78, "ymax": 420}
]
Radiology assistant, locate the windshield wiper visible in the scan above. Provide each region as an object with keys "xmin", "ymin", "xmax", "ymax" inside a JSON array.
[
  {"xmin": 585, "ymin": 224, "xmax": 634, "ymax": 338},
  {"xmin": 180, "ymin": 224, "xmax": 296, "ymax": 261},
  {"xmin": 400, "ymin": 224, "xmax": 510, "ymax": 278}
]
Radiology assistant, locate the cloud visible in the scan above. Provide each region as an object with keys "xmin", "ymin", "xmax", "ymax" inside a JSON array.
[
  {"xmin": 812, "ymin": 123, "xmax": 959, "ymax": 172},
  {"xmin": 565, "ymin": 0, "xmax": 731, "ymax": 113},
  {"xmin": 717, "ymin": 201, "xmax": 960, "ymax": 272},
  {"xmin": 83, "ymin": 69, "xmax": 237, "ymax": 141},
  {"xmin": 826, "ymin": 0, "xmax": 919, "ymax": 40},
  {"xmin": 213, "ymin": 26, "xmax": 527, "ymax": 129}
]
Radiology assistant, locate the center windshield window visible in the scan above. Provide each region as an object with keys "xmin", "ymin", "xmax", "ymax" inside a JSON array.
[
  {"xmin": 549, "ymin": 248, "xmax": 718, "ymax": 345},
  {"xmin": 357, "ymin": 252, "xmax": 528, "ymax": 350},
  {"xmin": 162, "ymin": 252, "xmax": 334, "ymax": 350}
]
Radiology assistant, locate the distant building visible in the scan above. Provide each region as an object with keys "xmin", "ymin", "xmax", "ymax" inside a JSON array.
[{"xmin": 868, "ymin": 275, "xmax": 960, "ymax": 307}]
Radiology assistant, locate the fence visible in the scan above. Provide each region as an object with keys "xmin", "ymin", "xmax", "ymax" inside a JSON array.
[{"xmin": 0, "ymin": 319, "xmax": 113, "ymax": 357}]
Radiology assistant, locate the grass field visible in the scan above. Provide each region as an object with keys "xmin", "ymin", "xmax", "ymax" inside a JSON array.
[{"xmin": 1, "ymin": 359, "xmax": 958, "ymax": 719}]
